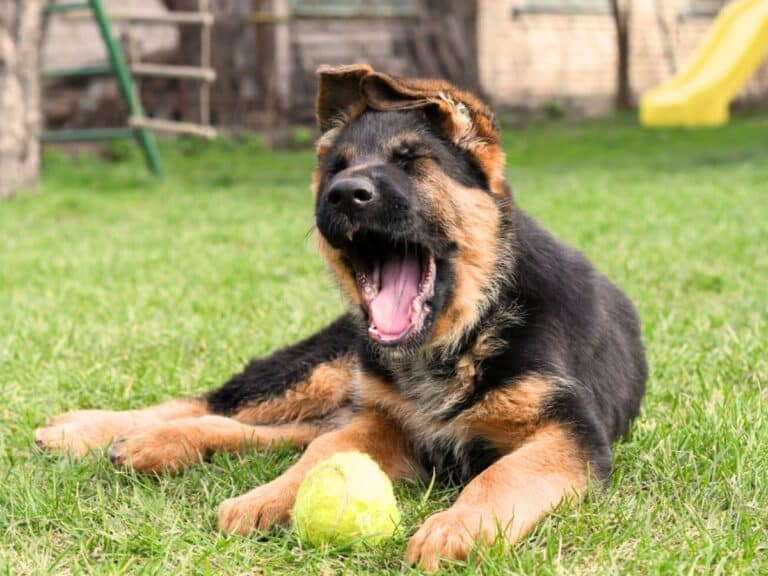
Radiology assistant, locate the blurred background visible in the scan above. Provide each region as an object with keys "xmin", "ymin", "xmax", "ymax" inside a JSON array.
[
  {"xmin": 2, "ymin": 0, "xmax": 767, "ymax": 193},
  {"xmin": 38, "ymin": 0, "xmax": 768, "ymax": 133}
]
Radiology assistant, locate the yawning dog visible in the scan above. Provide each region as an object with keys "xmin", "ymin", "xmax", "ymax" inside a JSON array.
[{"xmin": 36, "ymin": 64, "xmax": 647, "ymax": 571}]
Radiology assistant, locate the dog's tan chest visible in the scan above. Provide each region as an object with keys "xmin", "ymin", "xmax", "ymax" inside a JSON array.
[{"xmin": 355, "ymin": 357, "xmax": 553, "ymax": 474}]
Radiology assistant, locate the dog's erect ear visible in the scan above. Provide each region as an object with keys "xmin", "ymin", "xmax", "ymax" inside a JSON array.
[
  {"xmin": 360, "ymin": 72, "xmax": 500, "ymax": 146},
  {"xmin": 316, "ymin": 64, "xmax": 373, "ymax": 132}
]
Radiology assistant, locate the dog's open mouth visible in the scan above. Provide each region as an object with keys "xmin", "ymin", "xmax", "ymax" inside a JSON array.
[{"xmin": 344, "ymin": 231, "xmax": 436, "ymax": 345}]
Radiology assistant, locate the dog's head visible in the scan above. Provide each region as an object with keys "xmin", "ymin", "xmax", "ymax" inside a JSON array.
[{"xmin": 313, "ymin": 64, "xmax": 514, "ymax": 354}]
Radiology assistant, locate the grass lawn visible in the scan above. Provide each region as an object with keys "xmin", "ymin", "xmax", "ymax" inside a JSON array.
[{"xmin": 1, "ymin": 114, "xmax": 767, "ymax": 574}]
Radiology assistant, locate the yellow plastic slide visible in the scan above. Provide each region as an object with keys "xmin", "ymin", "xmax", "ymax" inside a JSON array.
[{"xmin": 640, "ymin": 0, "xmax": 768, "ymax": 127}]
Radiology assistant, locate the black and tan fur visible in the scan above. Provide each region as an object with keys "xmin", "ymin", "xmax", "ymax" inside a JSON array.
[{"xmin": 36, "ymin": 64, "xmax": 647, "ymax": 571}]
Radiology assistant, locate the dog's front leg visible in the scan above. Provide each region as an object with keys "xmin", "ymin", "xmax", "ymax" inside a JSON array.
[
  {"xmin": 405, "ymin": 423, "xmax": 593, "ymax": 572},
  {"xmin": 217, "ymin": 410, "xmax": 411, "ymax": 536},
  {"xmin": 34, "ymin": 399, "xmax": 207, "ymax": 457}
]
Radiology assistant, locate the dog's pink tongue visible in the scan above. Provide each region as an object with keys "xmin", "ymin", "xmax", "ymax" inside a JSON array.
[{"xmin": 370, "ymin": 255, "xmax": 420, "ymax": 335}]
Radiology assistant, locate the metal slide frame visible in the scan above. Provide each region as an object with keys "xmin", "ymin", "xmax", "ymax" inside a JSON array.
[{"xmin": 42, "ymin": 0, "xmax": 164, "ymax": 177}]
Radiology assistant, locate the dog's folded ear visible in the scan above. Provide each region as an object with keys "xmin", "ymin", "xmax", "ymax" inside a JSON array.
[
  {"xmin": 316, "ymin": 64, "xmax": 373, "ymax": 132},
  {"xmin": 316, "ymin": 65, "xmax": 498, "ymax": 145},
  {"xmin": 360, "ymin": 72, "xmax": 499, "ymax": 146}
]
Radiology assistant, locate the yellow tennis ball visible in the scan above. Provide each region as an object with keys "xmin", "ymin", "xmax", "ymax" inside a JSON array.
[{"xmin": 293, "ymin": 451, "xmax": 400, "ymax": 547}]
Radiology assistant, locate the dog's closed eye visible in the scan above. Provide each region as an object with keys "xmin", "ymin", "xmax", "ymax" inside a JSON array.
[{"xmin": 391, "ymin": 143, "xmax": 434, "ymax": 172}]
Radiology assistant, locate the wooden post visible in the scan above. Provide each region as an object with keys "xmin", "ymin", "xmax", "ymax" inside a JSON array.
[
  {"xmin": 0, "ymin": 0, "xmax": 41, "ymax": 198},
  {"xmin": 253, "ymin": 0, "xmax": 277, "ymax": 127},
  {"xmin": 273, "ymin": 0, "xmax": 291, "ymax": 116},
  {"xmin": 199, "ymin": 0, "xmax": 211, "ymax": 125}
]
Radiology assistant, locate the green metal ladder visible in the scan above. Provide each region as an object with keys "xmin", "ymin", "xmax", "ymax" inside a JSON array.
[{"xmin": 42, "ymin": 0, "xmax": 164, "ymax": 177}]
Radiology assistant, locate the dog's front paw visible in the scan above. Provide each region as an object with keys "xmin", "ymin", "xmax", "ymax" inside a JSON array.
[
  {"xmin": 109, "ymin": 424, "xmax": 205, "ymax": 473},
  {"xmin": 217, "ymin": 482, "xmax": 295, "ymax": 536},
  {"xmin": 35, "ymin": 410, "xmax": 129, "ymax": 457},
  {"xmin": 405, "ymin": 505, "xmax": 497, "ymax": 572}
]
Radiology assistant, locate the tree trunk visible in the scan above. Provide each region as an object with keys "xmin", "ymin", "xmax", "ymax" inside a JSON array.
[
  {"xmin": 610, "ymin": 0, "xmax": 632, "ymax": 110},
  {"xmin": 0, "ymin": 0, "xmax": 41, "ymax": 198}
]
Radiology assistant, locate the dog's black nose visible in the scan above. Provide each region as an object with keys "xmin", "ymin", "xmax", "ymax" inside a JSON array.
[{"xmin": 326, "ymin": 177, "xmax": 378, "ymax": 215}]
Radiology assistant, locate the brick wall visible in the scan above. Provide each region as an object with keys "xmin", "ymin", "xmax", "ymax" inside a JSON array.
[
  {"xmin": 478, "ymin": 0, "xmax": 768, "ymax": 113},
  {"xmin": 478, "ymin": 0, "xmax": 615, "ymax": 113}
]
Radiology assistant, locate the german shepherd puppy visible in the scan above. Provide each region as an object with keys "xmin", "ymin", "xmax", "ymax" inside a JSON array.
[{"xmin": 36, "ymin": 64, "xmax": 647, "ymax": 570}]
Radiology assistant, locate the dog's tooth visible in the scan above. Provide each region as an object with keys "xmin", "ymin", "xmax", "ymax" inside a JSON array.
[{"xmin": 346, "ymin": 230, "xmax": 354, "ymax": 242}]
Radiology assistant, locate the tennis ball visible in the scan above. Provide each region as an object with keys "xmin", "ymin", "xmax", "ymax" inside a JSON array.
[{"xmin": 293, "ymin": 451, "xmax": 400, "ymax": 547}]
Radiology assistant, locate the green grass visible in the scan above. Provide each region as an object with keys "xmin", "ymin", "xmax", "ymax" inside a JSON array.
[{"xmin": 2, "ymin": 114, "xmax": 767, "ymax": 574}]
